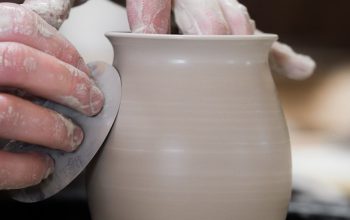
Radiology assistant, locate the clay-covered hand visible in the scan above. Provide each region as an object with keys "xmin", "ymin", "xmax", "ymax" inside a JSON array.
[
  {"xmin": 126, "ymin": 0, "xmax": 316, "ymax": 80},
  {"xmin": 0, "ymin": 3, "xmax": 104, "ymax": 190}
]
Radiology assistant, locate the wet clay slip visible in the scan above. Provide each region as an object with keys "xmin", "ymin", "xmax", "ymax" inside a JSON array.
[{"xmin": 87, "ymin": 33, "xmax": 291, "ymax": 220}]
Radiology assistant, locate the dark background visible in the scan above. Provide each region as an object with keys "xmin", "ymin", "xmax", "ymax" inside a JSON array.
[
  {"xmin": 5, "ymin": 0, "xmax": 350, "ymax": 48},
  {"xmin": 244, "ymin": 0, "xmax": 350, "ymax": 49}
]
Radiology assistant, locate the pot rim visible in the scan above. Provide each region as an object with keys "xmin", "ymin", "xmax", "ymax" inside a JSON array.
[{"xmin": 105, "ymin": 32, "xmax": 278, "ymax": 41}]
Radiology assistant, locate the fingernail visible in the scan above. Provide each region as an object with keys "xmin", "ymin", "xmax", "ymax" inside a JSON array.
[
  {"xmin": 71, "ymin": 126, "xmax": 84, "ymax": 151},
  {"xmin": 88, "ymin": 85, "xmax": 104, "ymax": 116},
  {"xmin": 43, "ymin": 155, "xmax": 55, "ymax": 179}
]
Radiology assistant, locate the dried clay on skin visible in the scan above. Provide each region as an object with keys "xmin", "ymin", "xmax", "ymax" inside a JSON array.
[
  {"xmin": 0, "ymin": 4, "xmax": 56, "ymax": 46},
  {"xmin": 54, "ymin": 113, "xmax": 83, "ymax": 151},
  {"xmin": 22, "ymin": 0, "xmax": 75, "ymax": 29},
  {"xmin": 217, "ymin": 0, "xmax": 254, "ymax": 34},
  {"xmin": 173, "ymin": 0, "xmax": 254, "ymax": 35},
  {"xmin": 23, "ymin": 57, "xmax": 37, "ymax": 73},
  {"xmin": 58, "ymin": 84, "xmax": 104, "ymax": 117},
  {"xmin": 0, "ymin": 43, "xmax": 37, "ymax": 74},
  {"xmin": 59, "ymin": 64, "xmax": 104, "ymax": 116},
  {"xmin": 127, "ymin": 0, "xmax": 171, "ymax": 34},
  {"xmin": 173, "ymin": 0, "xmax": 230, "ymax": 34},
  {"xmin": 0, "ymin": 11, "xmax": 12, "ymax": 33},
  {"xmin": 0, "ymin": 4, "xmax": 36, "ymax": 37}
]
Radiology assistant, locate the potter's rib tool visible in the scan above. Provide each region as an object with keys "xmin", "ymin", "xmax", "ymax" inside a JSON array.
[{"xmin": 6, "ymin": 62, "xmax": 121, "ymax": 203}]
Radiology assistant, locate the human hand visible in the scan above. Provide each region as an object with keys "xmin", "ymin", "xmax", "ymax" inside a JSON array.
[
  {"xmin": 0, "ymin": 3, "xmax": 104, "ymax": 190},
  {"xmin": 126, "ymin": 0, "xmax": 316, "ymax": 80}
]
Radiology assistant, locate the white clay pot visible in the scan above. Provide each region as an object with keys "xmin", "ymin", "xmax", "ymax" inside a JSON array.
[{"xmin": 87, "ymin": 33, "xmax": 291, "ymax": 220}]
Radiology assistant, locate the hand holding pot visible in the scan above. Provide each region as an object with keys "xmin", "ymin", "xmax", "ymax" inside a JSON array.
[
  {"xmin": 126, "ymin": 0, "xmax": 316, "ymax": 80},
  {"xmin": 0, "ymin": 3, "xmax": 104, "ymax": 190}
]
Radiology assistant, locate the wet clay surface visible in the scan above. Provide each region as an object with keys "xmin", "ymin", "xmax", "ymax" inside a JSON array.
[{"xmin": 88, "ymin": 33, "xmax": 291, "ymax": 220}]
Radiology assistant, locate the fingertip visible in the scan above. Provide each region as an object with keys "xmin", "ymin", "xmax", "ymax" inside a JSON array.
[
  {"xmin": 270, "ymin": 42, "xmax": 316, "ymax": 80},
  {"xmin": 71, "ymin": 125, "xmax": 84, "ymax": 151},
  {"xmin": 285, "ymin": 55, "xmax": 316, "ymax": 80},
  {"xmin": 25, "ymin": 152, "xmax": 55, "ymax": 186},
  {"xmin": 54, "ymin": 113, "xmax": 84, "ymax": 152},
  {"xmin": 0, "ymin": 151, "xmax": 55, "ymax": 189},
  {"xmin": 43, "ymin": 154, "xmax": 55, "ymax": 179},
  {"xmin": 87, "ymin": 84, "xmax": 105, "ymax": 116}
]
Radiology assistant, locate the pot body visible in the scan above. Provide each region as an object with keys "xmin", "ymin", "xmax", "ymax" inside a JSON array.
[{"xmin": 88, "ymin": 33, "xmax": 291, "ymax": 220}]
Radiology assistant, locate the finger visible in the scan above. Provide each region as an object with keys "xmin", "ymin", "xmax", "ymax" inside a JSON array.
[
  {"xmin": 0, "ymin": 42, "xmax": 104, "ymax": 116},
  {"xmin": 22, "ymin": 0, "xmax": 74, "ymax": 29},
  {"xmin": 173, "ymin": 0, "xmax": 230, "ymax": 34},
  {"xmin": 0, "ymin": 151, "xmax": 54, "ymax": 190},
  {"xmin": 127, "ymin": 0, "xmax": 171, "ymax": 34},
  {"xmin": 0, "ymin": 94, "xmax": 83, "ymax": 152},
  {"xmin": 0, "ymin": 3, "xmax": 90, "ymax": 74},
  {"xmin": 217, "ymin": 0, "xmax": 255, "ymax": 35},
  {"xmin": 269, "ymin": 41, "xmax": 316, "ymax": 80}
]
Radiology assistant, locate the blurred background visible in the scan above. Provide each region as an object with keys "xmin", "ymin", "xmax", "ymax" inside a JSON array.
[
  {"xmin": 249, "ymin": 0, "xmax": 350, "ymax": 219},
  {"xmin": 2, "ymin": 0, "xmax": 350, "ymax": 219}
]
